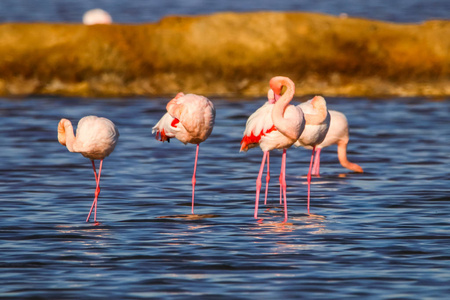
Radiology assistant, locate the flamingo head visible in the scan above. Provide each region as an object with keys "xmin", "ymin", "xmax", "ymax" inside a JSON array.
[
  {"xmin": 57, "ymin": 119, "xmax": 69, "ymax": 146},
  {"xmin": 269, "ymin": 77, "xmax": 284, "ymax": 98},
  {"xmin": 269, "ymin": 76, "xmax": 294, "ymax": 101}
]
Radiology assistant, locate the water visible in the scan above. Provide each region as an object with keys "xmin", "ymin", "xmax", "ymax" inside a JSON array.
[
  {"xmin": 0, "ymin": 96, "xmax": 449, "ymax": 299},
  {"xmin": 0, "ymin": 0, "xmax": 449, "ymax": 24}
]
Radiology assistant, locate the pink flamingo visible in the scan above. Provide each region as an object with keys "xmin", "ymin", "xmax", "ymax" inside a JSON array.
[
  {"xmin": 241, "ymin": 76, "xmax": 304, "ymax": 222},
  {"xmin": 58, "ymin": 116, "xmax": 119, "ymax": 223},
  {"xmin": 153, "ymin": 92, "xmax": 215, "ymax": 214},
  {"xmin": 295, "ymin": 96, "xmax": 330, "ymax": 214},
  {"xmin": 82, "ymin": 9, "xmax": 113, "ymax": 25},
  {"xmin": 240, "ymin": 89, "xmax": 276, "ymax": 207},
  {"xmin": 310, "ymin": 110, "xmax": 363, "ymax": 176}
]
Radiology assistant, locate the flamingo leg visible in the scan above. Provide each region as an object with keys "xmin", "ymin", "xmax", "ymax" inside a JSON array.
[
  {"xmin": 255, "ymin": 151, "xmax": 268, "ymax": 219},
  {"xmin": 91, "ymin": 160, "xmax": 99, "ymax": 183},
  {"xmin": 307, "ymin": 147, "xmax": 316, "ymax": 214},
  {"xmin": 281, "ymin": 149, "xmax": 288, "ymax": 222},
  {"xmin": 264, "ymin": 152, "xmax": 270, "ymax": 205},
  {"xmin": 279, "ymin": 156, "xmax": 284, "ymax": 205},
  {"xmin": 312, "ymin": 148, "xmax": 321, "ymax": 176},
  {"xmin": 86, "ymin": 159, "xmax": 103, "ymax": 222},
  {"xmin": 191, "ymin": 144, "xmax": 199, "ymax": 214}
]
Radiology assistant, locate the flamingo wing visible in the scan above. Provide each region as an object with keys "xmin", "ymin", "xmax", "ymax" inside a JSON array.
[
  {"xmin": 240, "ymin": 103, "xmax": 277, "ymax": 152},
  {"xmin": 152, "ymin": 112, "xmax": 182, "ymax": 143},
  {"xmin": 74, "ymin": 116, "xmax": 119, "ymax": 159},
  {"xmin": 166, "ymin": 93, "xmax": 215, "ymax": 143}
]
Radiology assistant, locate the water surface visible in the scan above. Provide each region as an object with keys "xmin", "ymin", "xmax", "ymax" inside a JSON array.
[
  {"xmin": 0, "ymin": 0, "xmax": 448, "ymax": 23},
  {"xmin": 0, "ymin": 96, "xmax": 449, "ymax": 299}
]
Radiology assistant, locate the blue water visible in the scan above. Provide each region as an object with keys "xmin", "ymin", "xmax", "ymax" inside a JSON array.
[
  {"xmin": 0, "ymin": 96, "xmax": 449, "ymax": 299},
  {"xmin": 0, "ymin": 0, "xmax": 449, "ymax": 23}
]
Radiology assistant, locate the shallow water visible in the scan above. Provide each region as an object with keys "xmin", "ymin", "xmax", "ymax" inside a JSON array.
[
  {"xmin": 0, "ymin": 96, "xmax": 449, "ymax": 299},
  {"xmin": 0, "ymin": 0, "xmax": 449, "ymax": 23}
]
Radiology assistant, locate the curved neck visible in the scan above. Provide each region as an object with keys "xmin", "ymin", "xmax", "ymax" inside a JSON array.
[
  {"xmin": 304, "ymin": 96, "xmax": 328, "ymax": 125},
  {"xmin": 271, "ymin": 78, "xmax": 297, "ymax": 141},
  {"xmin": 337, "ymin": 141, "xmax": 363, "ymax": 173},
  {"xmin": 58, "ymin": 119, "xmax": 76, "ymax": 152}
]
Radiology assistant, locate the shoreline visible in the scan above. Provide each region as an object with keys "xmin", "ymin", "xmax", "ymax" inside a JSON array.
[{"xmin": 1, "ymin": 11, "xmax": 449, "ymax": 98}]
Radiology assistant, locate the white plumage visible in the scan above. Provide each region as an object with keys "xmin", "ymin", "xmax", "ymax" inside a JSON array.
[
  {"xmin": 73, "ymin": 116, "xmax": 119, "ymax": 160},
  {"xmin": 57, "ymin": 115, "xmax": 119, "ymax": 223},
  {"xmin": 152, "ymin": 93, "xmax": 215, "ymax": 145},
  {"xmin": 295, "ymin": 96, "xmax": 330, "ymax": 148}
]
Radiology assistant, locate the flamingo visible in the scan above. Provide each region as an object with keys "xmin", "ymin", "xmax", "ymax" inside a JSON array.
[
  {"xmin": 295, "ymin": 96, "xmax": 330, "ymax": 214},
  {"xmin": 241, "ymin": 76, "xmax": 304, "ymax": 222},
  {"xmin": 310, "ymin": 110, "xmax": 363, "ymax": 176},
  {"xmin": 240, "ymin": 89, "xmax": 276, "ymax": 207},
  {"xmin": 152, "ymin": 92, "xmax": 215, "ymax": 214},
  {"xmin": 82, "ymin": 9, "xmax": 113, "ymax": 25},
  {"xmin": 57, "ymin": 116, "xmax": 119, "ymax": 223}
]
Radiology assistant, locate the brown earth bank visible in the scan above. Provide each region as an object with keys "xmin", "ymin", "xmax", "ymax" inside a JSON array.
[{"xmin": 0, "ymin": 11, "xmax": 449, "ymax": 98}]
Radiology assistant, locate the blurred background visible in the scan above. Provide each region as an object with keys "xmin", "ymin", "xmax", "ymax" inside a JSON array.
[{"xmin": 0, "ymin": 0, "xmax": 448, "ymax": 24}]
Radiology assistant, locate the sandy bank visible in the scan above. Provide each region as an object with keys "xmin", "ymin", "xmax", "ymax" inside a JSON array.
[{"xmin": 0, "ymin": 11, "xmax": 449, "ymax": 98}]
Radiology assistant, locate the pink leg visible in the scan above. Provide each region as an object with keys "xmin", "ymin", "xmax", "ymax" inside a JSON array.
[
  {"xmin": 255, "ymin": 151, "xmax": 268, "ymax": 219},
  {"xmin": 279, "ymin": 161, "xmax": 283, "ymax": 204},
  {"xmin": 191, "ymin": 144, "xmax": 200, "ymax": 214},
  {"xmin": 279, "ymin": 157, "xmax": 284, "ymax": 205},
  {"xmin": 307, "ymin": 147, "xmax": 316, "ymax": 214},
  {"xmin": 281, "ymin": 149, "xmax": 288, "ymax": 222},
  {"xmin": 86, "ymin": 159, "xmax": 103, "ymax": 222},
  {"xmin": 91, "ymin": 160, "xmax": 99, "ymax": 183},
  {"xmin": 312, "ymin": 148, "xmax": 321, "ymax": 176},
  {"xmin": 264, "ymin": 152, "xmax": 270, "ymax": 205}
]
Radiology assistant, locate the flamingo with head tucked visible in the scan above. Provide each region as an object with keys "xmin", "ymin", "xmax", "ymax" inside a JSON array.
[
  {"xmin": 310, "ymin": 110, "xmax": 363, "ymax": 176},
  {"xmin": 58, "ymin": 116, "xmax": 119, "ymax": 223},
  {"xmin": 295, "ymin": 96, "xmax": 330, "ymax": 214},
  {"xmin": 241, "ymin": 76, "xmax": 304, "ymax": 222},
  {"xmin": 152, "ymin": 92, "xmax": 215, "ymax": 214}
]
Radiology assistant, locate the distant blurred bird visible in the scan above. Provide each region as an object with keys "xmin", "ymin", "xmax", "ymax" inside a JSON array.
[
  {"xmin": 58, "ymin": 116, "xmax": 119, "ymax": 223},
  {"xmin": 153, "ymin": 93, "xmax": 216, "ymax": 214},
  {"xmin": 241, "ymin": 76, "xmax": 304, "ymax": 222},
  {"xmin": 310, "ymin": 110, "xmax": 363, "ymax": 176},
  {"xmin": 82, "ymin": 8, "xmax": 112, "ymax": 25},
  {"xmin": 295, "ymin": 96, "xmax": 330, "ymax": 214}
]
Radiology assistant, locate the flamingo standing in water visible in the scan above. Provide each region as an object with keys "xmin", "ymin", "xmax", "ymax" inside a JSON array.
[
  {"xmin": 310, "ymin": 110, "xmax": 363, "ymax": 176},
  {"xmin": 241, "ymin": 76, "xmax": 304, "ymax": 222},
  {"xmin": 58, "ymin": 116, "xmax": 119, "ymax": 223},
  {"xmin": 153, "ymin": 93, "xmax": 215, "ymax": 214},
  {"xmin": 295, "ymin": 96, "xmax": 330, "ymax": 214},
  {"xmin": 240, "ymin": 89, "xmax": 276, "ymax": 206}
]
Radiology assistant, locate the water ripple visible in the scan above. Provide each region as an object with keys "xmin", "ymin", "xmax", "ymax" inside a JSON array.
[{"xmin": 0, "ymin": 96, "xmax": 449, "ymax": 299}]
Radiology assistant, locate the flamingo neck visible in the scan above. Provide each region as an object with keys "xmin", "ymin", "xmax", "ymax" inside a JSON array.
[
  {"xmin": 58, "ymin": 119, "xmax": 76, "ymax": 152},
  {"xmin": 267, "ymin": 89, "xmax": 276, "ymax": 104},
  {"xmin": 337, "ymin": 141, "xmax": 364, "ymax": 173},
  {"xmin": 271, "ymin": 78, "xmax": 298, "ymax": 141},
  {"xmin": 304, "ymin": 96, "xmax": 328, "ymax": 125}
]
